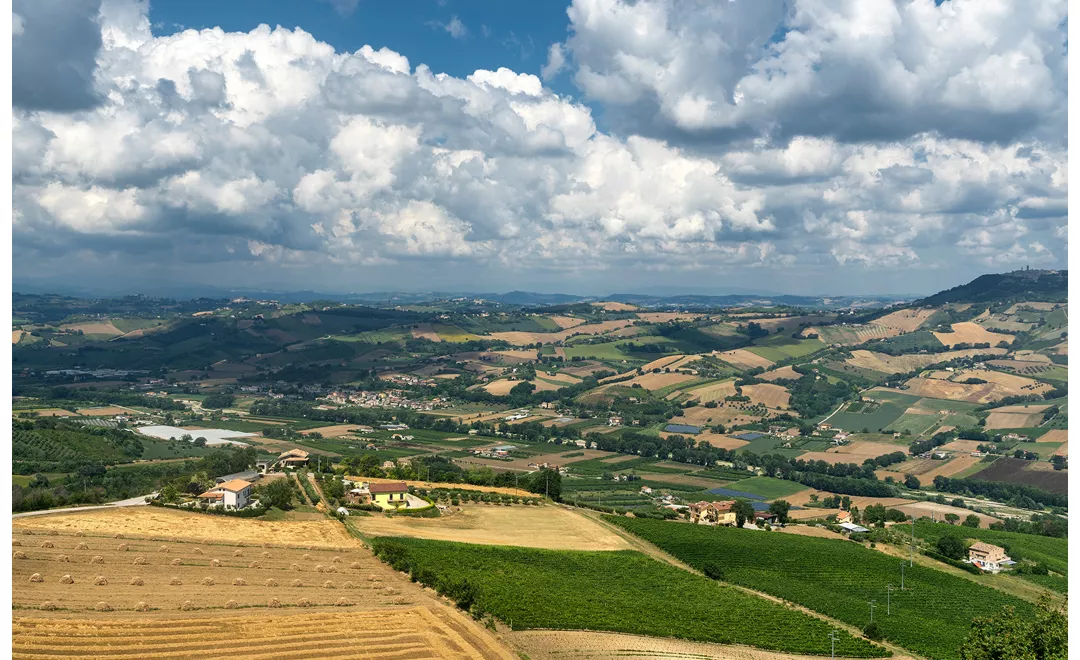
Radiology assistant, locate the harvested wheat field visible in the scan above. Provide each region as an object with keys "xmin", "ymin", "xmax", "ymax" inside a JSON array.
[
  {"xmin": 933, "ymin": 322, "xmax": 1014, "ymax": 347},
  {"xmin": 1039, "ymin": 430, "xmax": 1068, "ymax": 444},
  {"xmin": 74, "ymin": 407, "xmax": 131, "ymax": 417},
  {"xmin": 759, "ymin": 365, "xmax": 801, "ymax": 381},
  {"xmin": 592, "ymin": 301, "xmax": 638, "ymax": 311},
  {"xmin": 493, "ymin": 349, "xmax": 540, "ymax": 361},
  {"xmin": 15, "ymin": 409, "xmax": 79, "ymax": 417},
  {"xmin": 352, "ymin": 475, "xmax": 536, "ymax": 498},
  {"xmin": 634, "ymin": 312, "xmax": 702, "ymax": 323},
  {"xmin": 985, "ymin": 411, "xmax": 1043, "ymax": 429},
  {"xmin": 960, "ymin": 369, "xmax": 1053, "ymax": 394},
  {"xmin": 776, "ymin": 525, "xmax": 844, "ymax": 540},
  {"xmin": 623, "ymin": 371, "xmax": 696, "ymax": 391},
  {"xmin": 870, "ymin": 308, "xmax": 937, "ymax": 332},
  {"xmin": 798, "ymin": 442, "xmax": 901, "ymax": 465},
  {"xmin": 695, "ymin": 433, "xmax": 750, "ymax": 450},
  {"xmin": 809, "ymin": 324, "xmax": 899, "ymax": 346},
  {"xmin": 489, "ymin": 320, "xmax": 635, "ymax": 346},
  {"xmin": 411, "ymin": 323, "xmax": 442, "ymax": 342},
  {"xmin": 742, "ymin": 383, "xmax": 790, "ymax": 409},
  {"xmin": 59, "ymin": 321, "xmax": 124, "ymax": 336},
  {"xmin": 846, "ymin": 348, "xmax": 1007, "ymax": 374},
  {"xmin": 483, "ymin": 380, "xmax": 522, "ymax": 395},
  {"xmin": 300, "ymin": 424, "xmax": 368, "ymax": 438},
  {"xmin": 899, "ymin": 371, "xmax": 1050, "ymax": 404},
  {"xmin": 600, "ymin": 355, "xmax": 692, "ymax": 383},
  {"xmin": 918, "ymin": 455, "xmax": 984, "ymax": 481},
  {"xmin": 15, "ymin": 605, "xmax": 511, "ymax": 660},
  {"xmin": 714, "ymin": 349, "xmax": 774, "ymax": 370},
  {"xmin": 12, "ymin": 330, "xmax": 27, "ymax": 343},
  {"xmin": 350, "ymin": 505, "xmax": 631, "ymax": 551},
  {"xmin": 940, "ymin": 440, "xmax": 985, "ymax": 453},
  {"xmin": 509, "ymin": 630, "xmax": 856, "ymax": 660},
  {"xmin": 550, "ymin": 315, "xmax": 585, "ymax": 329},
  {"xmin": 13, "ymin": 508, "xmax": 355, "ymax": 548},
  {"xmin": 1053, "ymin": 442, "xmax": 1068, "ymax": 456},
  {"xmin": 684, "ymin": 379, "xmax": 737, "ymax": 403}
]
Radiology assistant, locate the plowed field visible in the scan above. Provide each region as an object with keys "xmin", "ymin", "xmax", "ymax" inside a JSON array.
[{"xmin": 742, "ymin": 383, "xmax": 791, "ymax": 408}]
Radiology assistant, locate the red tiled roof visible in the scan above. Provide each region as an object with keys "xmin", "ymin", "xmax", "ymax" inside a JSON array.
[{"xmin": 368, "ymin": 482, "xmax": 408, "ymax": 494}]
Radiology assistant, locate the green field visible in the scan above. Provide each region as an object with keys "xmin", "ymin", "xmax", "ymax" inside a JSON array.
[
  {"xmin": 737, "ymin": 435, "xmax": 806, "ymax": 458},
  {"xmin": 913, "ymin": 521, "xmax": 1068, "ymax": 576},
  {"xmin": 1015, "ymin": 573, "xmax": 1067, "ymax": 594},
  {"xmin": 139, "ymin": 439, "xmax": 219, "ymax": 460},
  {"xmin": 12, "ymin": 472, "xmax": 69, "ymax": 487},
  {"xmin": 826, "ymin": 401, "xmax": 906, "ymax": 434},
  {"xmin": 887, "ymin": 412, "xmax": 948, "ymax": 436},
  {"xmin": 725, "ymin": 476, "xmax": 807, "ymax": 499},
  {"xmin": 370, "ymin": 537, "xmax": 885, "ymax": 657},
  {"xmin": 609, "ymin": 517, "xmax": 1034, "ymax": 660},
  {"xmin": 746, "ymin": 336, "xmax": 826, "ymax": 362}
]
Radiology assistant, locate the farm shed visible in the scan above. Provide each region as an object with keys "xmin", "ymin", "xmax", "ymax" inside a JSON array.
[
  {"xmin": 215, "ymin": 470, "xmax": 259, "ymax": 484},
  {"xmin": 838, "ymin": 522, "xmax": 870, "ymax": 535}
]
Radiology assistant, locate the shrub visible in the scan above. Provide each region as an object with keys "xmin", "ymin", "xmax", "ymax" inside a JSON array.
[{"xmin": 863, "ymin": 622, "xmax": 882, "ymax": 641}]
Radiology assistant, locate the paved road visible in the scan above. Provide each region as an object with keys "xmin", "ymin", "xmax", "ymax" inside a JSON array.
[{"xmin": 13, "ymin": 493, "xmax": 156, "ymax": 518}]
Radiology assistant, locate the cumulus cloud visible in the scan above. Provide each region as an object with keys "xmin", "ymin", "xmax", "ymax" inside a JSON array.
[
  {"xmin": 13, "ymin": 0, "xmax": 103, "ymax": 111},
  {"xmin": 10, "ymin": 0, "xmax": 1067, "ymax": 294},
  {"xmin": 429, "ymin": 16, "xmax": 469, "ymax": 40}
]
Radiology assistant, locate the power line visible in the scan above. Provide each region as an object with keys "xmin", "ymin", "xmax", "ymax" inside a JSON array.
[{"xmin": 868, "ymin": 600, "xmax": 877, "ymax": 624}]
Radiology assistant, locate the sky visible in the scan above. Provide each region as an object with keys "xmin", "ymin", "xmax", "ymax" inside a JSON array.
[{"xmin": 11, "ymin": 0, "xmax": 1068, "ymax": 297}]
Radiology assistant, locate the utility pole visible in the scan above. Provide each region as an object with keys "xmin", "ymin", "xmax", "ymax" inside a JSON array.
[
  {"xmin": 869, "ymin": 600, "xmax": 876, "ymax": 624},
  {"xmin": 887, "ymin": 584, "xmax": 894, "ymax": 615},
  {"xmin": 910, "ymin": 504, "xmax": 915, "ymax": 567},
  {"xmin": 900, "ymin": 563, "xmax": 905, "ymax": 590},
  {"xmin": 828, "ymin": 630, "xmax": 838, "ymax": 660}
]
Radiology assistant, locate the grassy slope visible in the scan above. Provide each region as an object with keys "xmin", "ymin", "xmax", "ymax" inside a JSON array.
[
  {"xmin": 726, "ymin": 476, "xmax": 808, "ymax": 499},
  {"xmin": 371, "ymin": 537, "xmax": 885, "ymax": 657},
  {"xmin": 913, "ymin": 520, "xmax": 1067, "ymax": 576},
  {"xmin": 608, "ymin": 517, "xmax": 1034, "ymax": 660}
]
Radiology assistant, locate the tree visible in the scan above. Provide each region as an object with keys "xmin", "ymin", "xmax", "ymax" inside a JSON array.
[
  {"xmin": 768, "ymin": 499, "xmax": 791, "ymax": 524},
  {"xmin": 702, "ymin": 561, "xmax": 724, "ymax": 580},
  {"xmin": 258, "ymin": 478, "xmax": 295, "ymax": 511},
  {"xmin": 951, "ymin": 498, "xmax": 966, "ymax": 508},
  {"xmin": 28, "ymin": 473, "xmax": 50, "ymax": 489},
  {"xmin": 958, "ymin": 594, "xmax": 1066, "ymax": 660},
  {"xmin": 945, "ymin": 513, "xmax": 960, "ymax": 525},
  {"xmin": 904, "ymin": 474, "xmax": 921, "ymax": 490},
  {"xmin": 193, "ymin": 437, "xmax": 207, "ymax": 447},
  {"xmin": 936, "ymin": 535, "xmax": 967, "ymax": 560},
  {"xmin": 732, "ymin": 499, "xmax": 755, "ymax": 528},
  {"xmin": 963, "ymin": 514, "xmax": 981, "ymax": 528},
  {"xmin": 863, "ymin": 621, "xmax": 882, "ymax": 641}
]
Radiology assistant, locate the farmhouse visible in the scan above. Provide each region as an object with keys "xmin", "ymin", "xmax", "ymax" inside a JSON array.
[
  {"xmin": 689, "ymin": 500, "xmax": 737, "ymax": 526},
  {"xmin": 968, "ymin": 542, "xmax": 1014, "ymax": 572},
  {"xmin": 277, "ymin": 448, "xmax": 310, "ymax": 468},
  {"xmin": 197, "ymin": 479, "xmax": 253, "ymax": 510},
  {"xmin": 369, "ymin": 482, "xmax": 409, "ymax": 508}
]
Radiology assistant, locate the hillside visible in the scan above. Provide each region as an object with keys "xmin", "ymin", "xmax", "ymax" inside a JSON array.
[{"xmin": 913, "ymin": 270, "xmax": 1067, "ymax": 306}]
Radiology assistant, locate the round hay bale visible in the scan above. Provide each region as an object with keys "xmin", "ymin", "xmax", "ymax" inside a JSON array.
[
  {"xmin": 95, "ymin": 601, "xmax": 112, "ymax": 612},
  {"xmin": 60, "ymin": 574, "xmax": 74, "ymax": 584},
  {"xmin": 75, "ymin": 542, "xmax": 88, "ymax": 550},
  {"xmin": 22, "ymin": 529, "xmax": 34, "ymax": 536},
  {"xmin": 383, "ymin": 587, "xmax": 398, "ymax": 595},
  {"xmin": 261, "ymin": 552, "xmax": 271, "ymax": 558},
  {"xmin": 224, "ymin": 600, "xmax": 238, "ymax": 609},
  {"xmin": 325, "ymin": 565, "xmax": 337, "ymax": 574},
  {"xmin": 133, "ymin": 557, "xmax": 147, "ymax": 565},
  {"xmin": 302, "ymin": 553, "xmax": 312, "ymax": 561},
  {"xmin": 290, "ymin": 563, "xmax": 300, "ymax": 571},
  {"xmin": 268, "ymin": 598, "xmax": 281, "ymax": 608},
  {"xmin": 233, "ymin": 550, "xmax": 243, "ymax": 557},
  {"xmin": 117, "ymin": 544, "xmax": 128, "ymax": 552},
  {"xmin": 40, "ymin": 601, "xmax": 57, "ymax": 611},
  {"xmin": 211, "ymin": 559, "xmax": 221, "ymax": 567},
  {"xmin": 90, "ymin": 555, "xmax": 104, "ymax": 564},
  {"xmin": 263, "ymin": 542, "xmax": 272, "ymax": 548},
  {"xmin": 200, "ymin": 577, "xmax": 214, "ymax": 586},
  {"xmin": 367, "ymin": 575, "xmax": 381, "ymax": 582},
  {"xmin": 264, "ymin": 579, "xmax": 278, "ymax": 587},
  {"xmin": 331, "ymin": 556, "xmax": 341, "ymax": 563},
  {"xmin": 335, "ymin": 597, "xmax": 350, "ymax": 607},
  {"xmin": 179, "ymin": 600, "xmax": 196, "ymax": 611},
  {"xmin": 343, "ymin": 581, "xmax": 355, "ymax": 589},
  {"xmin": 114, "ymin": 533, "xmax": 123, "ymax": 539},
  {"xmin": 130, "ymin": 577, "xmax": 144, "ymax": 586},
  {"xmin": 247, "ymin": 561, "xmax": 260, "ymax": 569},
  {"xmin": 75, "ymin": 531, "xmax": 85, "ymax": 537},
  {"xmin": 232, "ymin": 578, "xmax": 246, "ymax": 586},
  {"xmin": 40, "ymin": 541, "xmax": 54, "ymax": 548},
  {"xmin": 12, "ymin": 540, "xmax": 21, "ymax": 547},
  {"xmin": 57, "ymin": 554, "xmax": 70, "ymax": 563},
  {"xmin": 315, "ymin": 564, "xmax": 325, "ymax": 573},
  {"xmin": 171, "ymin": 558, "xmax": 182, "ymax": 566},
  {"xmin": 297, "ymin": 598, "xmax": 312, "ymax": 607},
  {"xmin": 323, "ymin": 580, "xmax": 335, "ymax": 589},
  {"xmin": 193, "ymin": 547, "xmax": 204, "ymax": 555},
  {"xmin": 291, "ymin": 579, "xmax": 303, "ymax": 588},
  {"xmin": 12, "ymin": 551, "xmax": 27, "ymax": 560},
  {"xmin": 93, "ymin": 575, "xmax": 108, "ymax": 586},
  {"xmin": 47, "ymin": 530, "xmax": 58, "ymax": 536},
  {"xmin": 169, "ymin": 577, "xmax": 182, "ymax": 586},
  {"xmin": 29, "ymin": 573, "xmax": 43, "ymax": 583},
  {"xmin": 134, "ymin": 601, "xmax": 150, "ymax": 612},
  {"xmin": 350, "ymin": 562, "xmax": 362, "ymax": 570},
  {"xmin": 158, "ymin": 546, "xmax": 169, "ymax": 553}
]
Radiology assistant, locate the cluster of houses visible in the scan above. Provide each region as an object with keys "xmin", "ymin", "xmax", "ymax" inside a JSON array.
[
  {"xmin": 687, "ymin": 500, "xmax": 776, "ymax": 526},
  {"xmin": 471, "ymin": 444, "xmax": 517, "ymax": 459},
  {"xmin": 322, "ymin": 388, "xmax": 449, "ymax": 411},
  {"xmin": 344, "ymin": 481, "xmax": 411, "ymax": 509}
]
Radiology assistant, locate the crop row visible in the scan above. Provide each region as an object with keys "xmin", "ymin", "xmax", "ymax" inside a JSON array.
[
  {"xmin": 370, "ymin": 536, "xmax": 886, "ymax": 658},
  {"xmin": 607, "ymin": 517, "xmax": 1036, "ymax": 660},
  {"xmin": 912, "ymin": 520, "xmax": 1067, "ymax": 575}
]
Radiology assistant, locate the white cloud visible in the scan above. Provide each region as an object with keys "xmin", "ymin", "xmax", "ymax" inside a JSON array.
[{"xmin": 541, "ymin": 43, "xmax": 566, "ymax": 81}]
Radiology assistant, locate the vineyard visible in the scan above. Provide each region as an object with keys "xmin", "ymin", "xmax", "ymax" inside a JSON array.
[
  {"xmin": 14, "ymin": 425, "xmax": 143, "ymax": 473},
  {"xmin": 370, "ymin": 537, "xmax": 887, "ymax": 658},
  {"xmin": 913, "ymin": 520, "xmax": 1068, "ymax": 576},
  {"xmin": 607, "ymin": 517, "xmax": 1035, "ymax": 660}
]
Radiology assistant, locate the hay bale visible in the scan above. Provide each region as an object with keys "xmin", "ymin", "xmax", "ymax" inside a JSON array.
[
  {"xmin": 40, "ymin": 541, "xmax": 54, "ymax": 548},
  {"xmin": 315, "ymin": 564, "xmax": 325, "ymax": 573},
  {"xmin": 290, "ymin": 563, "xmax": 300, "ymax": 571},
  {"xmin": 133, "ymin": 557, "xmax": 147, "ymax": 565},
  {"xmin": 224, "ymin": 600, "xmax": 238, "ymax": 609},
  {"xmin": 323, "ymin": 580, "xmax": 336, "ymax": 589},
  {"xmin": 211, "ymin": 559, "xmax": 221, "ymax": 567},
  {"xmin": 343, "ymin": 581, "xmax": 355, "ymax": 589},
  {"xmin": 130, "ymin": 577, "xmax": 144, "ymax": 586},
  {"xmin": 171, "ymin": 558, "xmax": 183, "ymax": 566},
  {"xmin": 233, "ymin": 550, "xmax": 243, "ymax": 557},
  {"xmin": 75, "ymin": 543, "xmax": 88, "ymax": 550},
  {"xmin": 47, "ymin": 530, "xmax": 59, "ymax": 536},
  {"xmin": 114, "ymin": 533, "xmax": 123, "ymax": 539},
  {"xmin": 158, "ymin": 546, "xmax": 169, "ymax": 553},
  {"xmin": 367, "ymin": 575, "xmax": 381, "ymax": 582},
  {"xmin": 291, "ymin": 579, "xmax": 303, "ymax": 587},
  {"xmin": 335, "ymin": 597, "xmax": 351, "ymax": 607},
  {"xmin": 268, "ymin": 598, "xmax": 281, "ymax": 608},
  {"xmin": 40, "ymin": 601, "xmax": 57, "ymax": 611},
  {"xmin": 232, "ymin": 578, "xmax": 246, "ymax": 586},
  {"xmin": 201, "ymin": 577, "xmax": 214, "ymax": 586},
  {"xmin": 297, "ymin": 598, "xmax": 312, "ymax": 607},
  {"xmin": 75, "ymin": 531, "xmax": 85, "ymax": 537},
  {"xmin": 117, "ymin": 544, "xmax": 128, "ymax": 552},
  {"xmin": 247, "ymin": 561, "xmax": 260, "ymax": 569},
  {"xmin": 56, "ymin": 555, "xmax": 69, "ymax": 563},
  {"xmin": 12, "ymin": 551, "xmax": 27, "ymax": 560},
  {"xmin": 350, "ymin": 562, "xmax": 362, "ymax": 570},
  {"xmin": 29, "ymin": 573, "xmax": 43, "ymax": 583},
  {"xmin": 93, "ymin": 575, "xmax": 108, "ymax": 586},
  {"xmin": 302, "ymin": 553, "xmax": 312, "ymax": 561},
  {"xmin": 179, "ymin": 600, "xmax": 196, "ymax": 611},
  {"xmin": 193, "ymin": 547, "xmax": 204, "ymax": 555},
  {"xmin": 331, "ymin": 556, "xmax": 341, "ymax": 563},
  {"xmin": 12, "ymin": 540, "xmax": 21, "ymax": 547},
  {"xmin": 95, "ymin": 601, "xmax": 112, "ymax": 612},
  {"xmin": 134, "ymin": 601, "xmax": 150, "ymax": 612},
  {"xmin": 90, "ymin": 555, "xmax": 104, "ymax": 564},
  {"xmin": 325, "ymin": 565, "xmax": 337, "ymax": 573},
  {"xmin": 261, "ymin": 551, "xmax": 271, "ymax": 558},
  {"xmin": 170, "ymin": 577, "xmax": 182, "ymax": 586},
  {"xmin": 60, "ymin": 574, "xmax": 74, "ymax": 584},
  {"xmin": 21, "ymin": 530, "xmax": 34, "ymax": 536}
]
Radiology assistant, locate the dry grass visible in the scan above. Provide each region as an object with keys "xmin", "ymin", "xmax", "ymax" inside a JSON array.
[
  {"xmin": 940, "ymin": 440, "xmax": 985, "ymax": 452},
  {"xmin": 776, "ymin": 525, "xmax": 845, "ymax": 540},
  {"xmin": 1004, "ymin": 302, "xmax": 1060, "ymax": 313},
  {"xmin": 410, "ymin": 323, "xmax": 442, "ymax": 342},
  {"xmin": 510, "ymin": 630, "xmax": 852, "ymax": 660},
  {"xmin": 809, "ymin": 324, "xmax": 900, "ymax": 346},
  {"xmin": 634, "ymin": 312, "xmax": 703, "ymax": 323},
  {"xmin": 1038, "ymin": 430, "xmax": 1068, "ymax": 444},
  {"xmin": 933, "ymin": 322, "xmax": 1015, "ymax": 347},
  {"xmin": 592, "ymin": 301, "xmax": 638, "ymax": 311},
  {"xmin": 683, "ymin": 379, "xmax": 737, "ymax": 403},
  {"xmin": 918, "ymin": 455, "xmax": 984, "ymax": 481},
  {"xmin": 15, "ymin": 409, "xmax": 79, "ymax": 418},
  {"xmin": 622, "ymin": 371, "xmax": 696, "ymax": 391},
  {"xmin": 694, "ymin": 433, "xmax": 751, "ymax": 450},
  {"xmin": 550, "ymin": 315, "xmax": 586, "ymax": 329},
  {"xmin": 299, "ymin": 424, "xmax": 367, "ymax": 438},
  {"xmin": 870, "ymin": 308, "xmax": 937, "ymax": 332},
  {"xmin": 742, "ymin": 383, "xmax": 791, "ymax": 409},
  {"xmin": 714, "ymin": 349, "xmax": 775, "ymax": 370},
  {"xmin": 898, "ymin": 369, "xmax": 1051, "ymax": 404},
  {"xmin": 493, "ymin": 349, "xmax": 539, "ymax": 361},
  {"xmin": 846, "ymin": 348, "xmax": 1007, "ymax": 374},
  {"xmin": 74, "ymin": 407, "xmax": 130, "ymax": 417},
  {"xmin": 59, "ymin": 322, "xmax": 124, "ymax": 336},
  {"xmin": 985, "ymin": 411, "xmax": 1042, "ymax": 429},
  {"xmin": 798, "ymin": 441, "xmax": 903, "ymax": 464},
  {"xmin": 759, "ymin": 366, "xmax": 800, "ymax": 381},
  {"xmin": 349, "ymin": 505, "xmax": 631, "ymax": 551},
  {"xmin": 488, "ymin": 320, "xmax": 635, "ymax": 346},
  {"xmin": 348, "ymin": 475, "xmax": 535, "ymax": 498},
  {"xmin": 12, "ymin": 330, "xmax": 27, "ymax": 344}
]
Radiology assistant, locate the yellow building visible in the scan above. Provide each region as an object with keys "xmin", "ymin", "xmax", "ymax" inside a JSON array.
[{"xmin": 369, "ymin": 482, "xmax": 409, "ymax": 508}]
